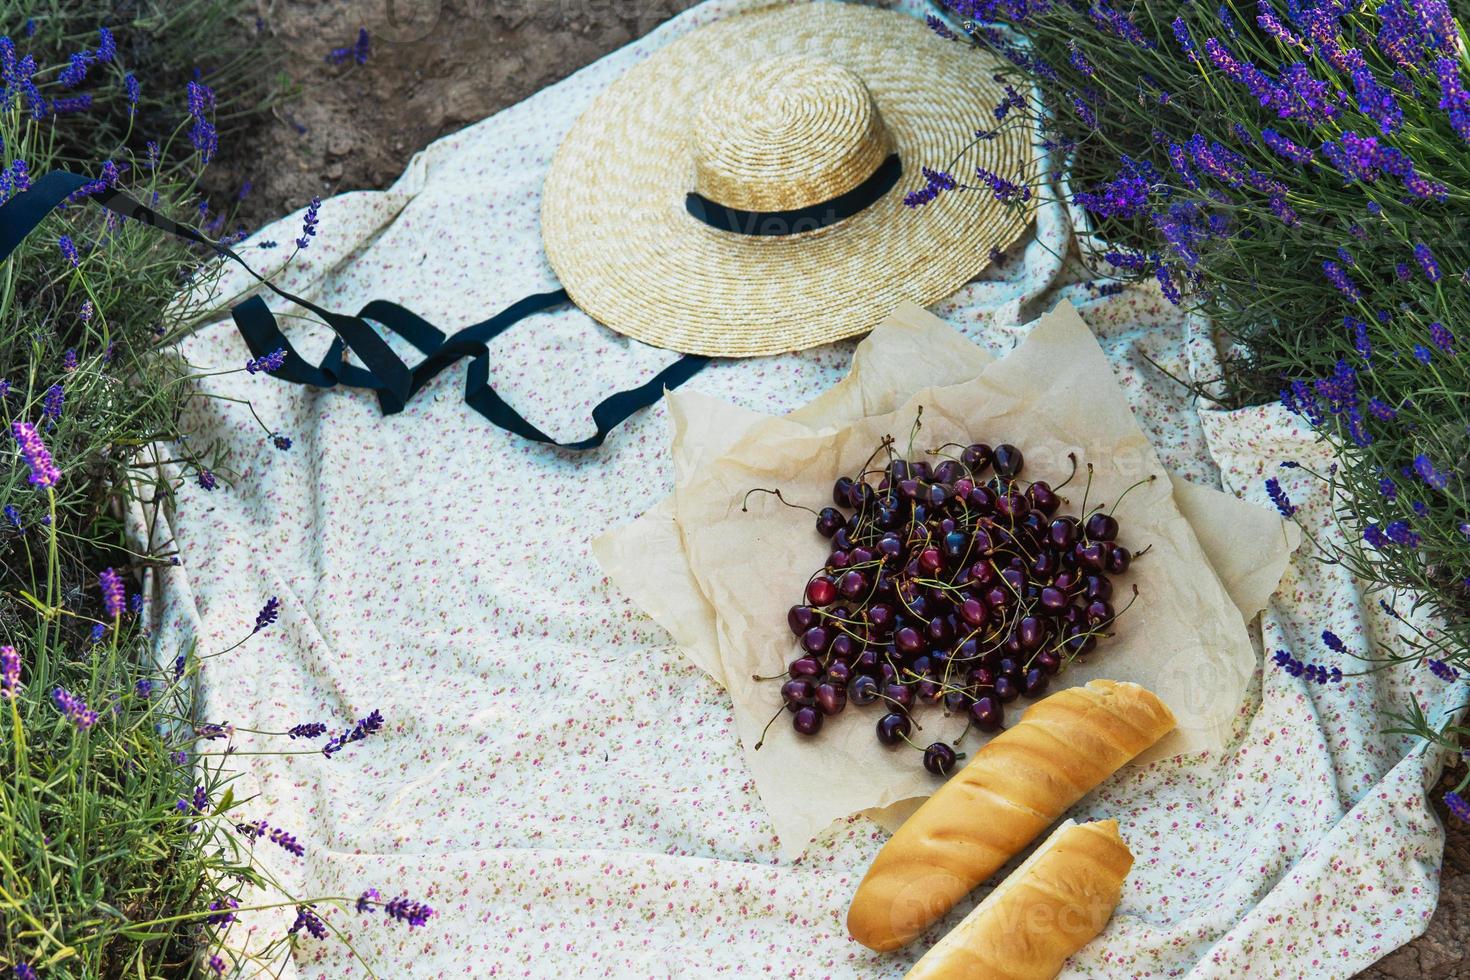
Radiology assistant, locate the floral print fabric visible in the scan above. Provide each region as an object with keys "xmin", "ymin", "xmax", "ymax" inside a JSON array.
[{"xmin": 138, "ymin": 1, "xmax": 1460, "ymax": 976}]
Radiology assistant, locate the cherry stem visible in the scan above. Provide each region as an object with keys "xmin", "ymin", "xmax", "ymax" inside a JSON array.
[
  {"xmin": 1052, "ymin": 452, "xmax": 1080, "ymax": 491},
  {"xmin": 1078, "ymin": 463, "xmax": 1095, "ymax": 520},
  {"xmin": 1108, "ymin": 473, "xmax": 1157, "ymax": 517},
  {"xmin": 742, "ymin": 487, "xmax": 819, "ymax": 516},
  {"xmin": 753, "ymin": 702, "xmax": 786, "ymax": 751},
  {"xmin": 1134, "ymin": 543, "xmax": 1154, "ymax": 559},
  {"xmin": 752, "ymin": 670, "xmax": 789, "ymax": 682}
]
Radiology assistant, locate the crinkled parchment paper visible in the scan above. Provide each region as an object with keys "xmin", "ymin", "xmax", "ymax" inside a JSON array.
[{"xmin": 595, "ymin": 301, "xmax": 1299, "ymax": 856}]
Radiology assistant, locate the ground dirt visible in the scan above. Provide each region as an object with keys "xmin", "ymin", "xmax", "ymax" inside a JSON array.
[{"xmin": 218, "ymin": 2, "xmax": 1468, "ymax": 976}]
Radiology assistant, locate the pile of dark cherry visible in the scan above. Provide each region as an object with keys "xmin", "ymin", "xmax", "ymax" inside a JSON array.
[{"xmin": 775, "ymin": 442, "xmax": 1137, "ymax": 775}]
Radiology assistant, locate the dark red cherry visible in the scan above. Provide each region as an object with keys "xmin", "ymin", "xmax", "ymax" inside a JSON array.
[
  {"xmin": 1075, "ymin": 542, "xmax": 1107, "ymax": 571},
  {"xmin": 942, "ymin": 530, "xmax": 969, "ymax": 559},
  {"xmin": 833, "ymin": 476, "xmax": 855, "ymax": 507},
  {"xmin": 967, "ymin": 485, "xmax": 998, "ymax": 513},
  {"xmin": 934, "ymin": 460, "xmax": 965, "ymax": 485},
  {"xmin": 1036, "ymin": 649, "xmax": 1063, "ymax": 675},
  {"xmin": 826, "ymin": 661, "xmax": 852, "ymax": 685},
  {"xmin": 1021, "ymin": 667, "xmax": 1050, "ymax": 698},
  {"xmin": 815, "ymin": 682, "xmax": 846, "ymax": 716},
  {"xmin": 828, "ymin": 550, "xmax": 850, "ymax": 571},
  {"xmin": 1027, "ymin": 481, "xmax": 1060, "ymax": 515},
  {"xmin": 1085, "ymin": 512, "xmax": 1119, "ymax": 542},
  {"xmin": 837, "ymin": 570, "xmax": 868, "ymax": 600},
  {"xmin": 789, "ymin": 656, "xmax": 822, "ymax": 678},
  {"xmin": 924, "ymin": 742, "xmax": 959, "ymax": 775},
  {"xmin": 816, "ymin": 507, "xmax": 843, "ymax": 538},
  {"xmin": 1040, "ymin": 586, "xmax": 1069, "ymax": 612},
  {"xmin": 926, "ymin": 616, "xmax": 954, "ymax": 646},
  {"xmin": 867, "ymin": 603, "xmax": 896, "ymax": 630},
  {"xmin": 792, "ymin": 705, "xmax": 823, "ymax": 735},
  {"xmin": 1048, "ymin": 517, "xmax": 1079, "ymax": 549},
  {"xmin": 959, "ymin": 597, "xmax": 987, "ymax": 628},
  {"xmin": 1086, "ymin": 600, "xmax": 1114, "ymax": 627},
  {"xmin": 849, "ymin": 545, "xmax": 876, "ymax": 566},
  {"xmin": 968, "ymin": 666, "xmax": 996, "ymax": 690},
  {"xmin": 800, "ymin": 627, "xmax": 831, "ymax": 655},
  {"xmin": 854, "ymin": 649, "xmax": 882, "ymax": 676},
  {"xmin": 961, "ymin": 443, "xmax": 993, "ymax": 474},
  {"xmin": 996, "ymin": 492, "xmax": 1029, "ymax": 519},
  {"xmin": 832, "ymin": 527, "xmax": 854, "ymax": 551},
  {"xmin": 918, "ymin": 548, "xmax": 944, "ymax": 574},
  {"xmin": 876, "ymin": 711, "xmax": 913, "ymax": 746},
  {"xmin": 884, "ymin": 683, "xmax": 913, "ymax": 710},
  {"xmin": 925, "ymin": 483, "xmax": 952, "ymax": 508},
  {"xmin": 780, "ymin": 678, "xmax": 814, "ymax": 709},
  {"xmin": 993, "ymin": 444, "xmax": 1024, "ymax": 479},
  {"xmin": 1105, "ymin": 545, "xmax": 1131, "ymax": 574},
  {"xmin": 829, "ymin": 633, "xmax": 856, "ymax": 662},
  {"xmin": 943, "ymin": 689, "xmax": 969, "ymax": 713},
  {"xmin": 849, "ymin": 674, "xmax": 880, "ymax": 705},
  {"xmin": 917, "ymin": 678, "xmax": 943, "ymax": 705},
  {"xmin": 787, "ymin": 605, "xmax": 816, "ymax": 636},
  {"xmin": 1030, "ymin": 550, "xmax": 1059, "ymax": 579},
  {"xmin": 894, "ymin": 626, "xmax": 926, "ymax": 656},
  {"xmin": 970, "ymin": 695, "xmax": 1004, "ymax": 732},
  {"xmin": 1084, "ymin": 575, "xmax": 1113, "ymax": 602},
  {"xmin": 993, "ymin": 674, "xmax": 1019, "ymax": 703},
  {"xmin": 806, "ymin": 576, "xmax": 837, "ymax": 606},
  {"xmin": 1017, "ymin": 616, "xmax": 1046, "ymax": 650}
]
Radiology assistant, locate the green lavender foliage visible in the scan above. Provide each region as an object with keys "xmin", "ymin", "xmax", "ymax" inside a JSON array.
[
  {"xmin": 937, "ymin": 2, "xmax": 1470, "ymax": 707},
  {"xmin": 0, "ymin": 4, "xmax": 281, "ymax": 976}
]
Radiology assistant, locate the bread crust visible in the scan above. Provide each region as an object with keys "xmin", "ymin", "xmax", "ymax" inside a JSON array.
[
  {"xmin": 902, "ymin": 820, "xmax": 1134, "ymax": 980},
  {"xmin": 846, "ymin": 680, "xmax": 1173, "ymax": 952}
]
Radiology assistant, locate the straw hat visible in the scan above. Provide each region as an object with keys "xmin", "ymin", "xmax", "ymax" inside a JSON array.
[{"xmin": 541, "ymin": 2, "xmax": 1035, "ymax": 358}]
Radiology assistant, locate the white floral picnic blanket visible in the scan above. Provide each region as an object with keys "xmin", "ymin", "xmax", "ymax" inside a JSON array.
[{"xmin": 137, "ymin": 1, "xmax": 1462, "ymax": 976}]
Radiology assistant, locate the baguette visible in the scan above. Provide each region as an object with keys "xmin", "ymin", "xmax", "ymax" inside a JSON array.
[
  {"xmin": 903, "ymin": 819, "xmax": 1133, "ymax": 980},
  {"xmin": 847, "ymin": 679, "xmax": 1173, "ymax": 951}
]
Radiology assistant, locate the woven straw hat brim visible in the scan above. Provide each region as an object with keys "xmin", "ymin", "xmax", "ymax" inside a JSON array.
[{"xmin": 541, "ymin": 2, "xmax": 1035, "ymax": 358}]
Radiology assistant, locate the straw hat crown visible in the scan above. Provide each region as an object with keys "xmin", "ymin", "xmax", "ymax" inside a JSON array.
[{"xmin": 691, "ymin": 56, "xmax": 893, "ymax": 214}]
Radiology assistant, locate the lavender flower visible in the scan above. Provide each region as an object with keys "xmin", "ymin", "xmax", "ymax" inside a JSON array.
[
  {"xmin": 1321, "ymin": 629, "xmax": 1348, "ymax": 654},
  {"xmin": 62, "ymin": 348, "xmax": 77, "ymax": 373},
  {"xmin": 289, "ymin": 905, "xmax": 329, "ymax": 940},
  {"xmin": 974, "ymin": 165, "xmax": 1031, "ymax": 204},
  {"xmin": 59, "ymin": 50, "xmax": 94, "ymax": 88},
  {"xmin": 1368, "ymin": 398, "xmax": 1396, "ymax": 421},
  {"xmin": 58, "ymin": 235, "xmax": 79, "ymax": 267},
  {"xmin": 1414, "ymin": 343, "xmax": 1433, "ymax": 363},
  {"xmin": 42, "ymin": 383, "xmax": 63, "ymax": 423},
  {"xmin": 1321, "ymin": 132, "xmax": 1381, "ymax": 183},
  {"xmin": 1413, "ymin": 242, "xmax": 1440, "ymax": 282},
  {"xmin": 322, "ymin": 708, "xmax": 385, "ymax": 758},
  {"xmin": 1261, "ymin": 128, "xmax": 1313, "ymax": 164},
  {"xmin": 273, "ymin": 434, "xmax": 292, "ymax": 451},
  {"xmin": 1385, "ymin": 519, "xmax": 1421, "ymax": 547},
  {"xmin": 1347, "ymin": 316, "xmax": 1371, "ymax": 359},
  {"xmin": 384, "ymin": 895, "xmax": 435, "ymax": 928},
  {"xmin": 295, "ymin": 196, "xmax": 321, "ymax": 249},
  {"xmin": 1257, "ymin": 1, "xmax": 1305, "ymax": 48},
  {"xmin": 1428, "ymin": 321, "xmax": 1455, "ymax": 352},
  {"xmin": 12, "ymin": 420, "xmax": 61, "ymax": 488},
  {"xmin": 245, "ymin": 347, "xmax": 287, "ymax": 375},
  {"xmin": 1435, "ymin": 58, "xmax": 1470, "ymax": 143},
  {"xmin": 176, "ymin": 785, "xmax": 209, "ymax": 815},
  {"xmin": 50, "ymin": 95, "xmax": 92, "ymax": 115},
  {"xmin": 208, "ymin": 954, "xmax": 226, "ymax": 975},
  {"xmin": 98, "ymin": 27, "xmax": 117, "ymax": 63},
  {"xmin": 135, "ymin": 678, "xmax": 153, "ymax": 698},
  {"xmin": 1413, "ymin": 454, "xmax": 1449, "ymax": 490},
  {"xmin": 15, "ymin": 965, "xmax": 37, "ymax": 980},
  {"xmin": 287, "ymin": 721, "xmax": 327, "ymax": 739},
  {"xmin": 186, "ymin": 80, "xmax": 218, "ymax": 162},
  {"xmin": 1276, "ymin": 62, "xmax": 1338, "ymax": 125},
  {"xmin": 1322, "ymin": 260, "xmax": 1361, "ymax": 300},
  {"xmin": 3, "ymin": 505, "xmax": 19, "ymax": 526},
  {"xmin": 1272, "ymin": 648, "xmax": 1343, "ymax": 683},
  {"xmin": 125, "ymin": 73, "xmax": 139, "ymax": 115},
  {"xmin": 1447, "ymin": 791, "xmax": 1470, "ymax": 822},
  {"xmin": 1428, "ymin": 660, "xmax": 1460, "ymax": 682},
  {"xmin": 1070, "ymin": 92, "xmax": 1097, "ymax": 129},
  {"xmin": 269, "ymin": 825, "xmax": 306, "ymax": 856},
  {"xmin": 253, "ymin": 596, "xmax": 280, "ymax": 633},
  {"xmin": 904, "ymin": 167, "xmax": 955, "ymax": 208},
  {"xmin": 198, "ymin": 469, "xmax": 217, "ymax": 491},
  {"xmin": 1, "ymin": 645, "xmax": 19, "ymax": 698},
  {"xmin": 1068, "ymin": 42, "xmax": 1095, "ymax": 77},
  {"xmin": 88, "ymin": 623, "xmax": 106, "ymax": 644},
  {"xmin": 99, "ymin": 567, "xmax": 126, "ymax": 618},
  {"xmin": 1345, "ymin": 48, "xmax": 1402, "ymax": 134},
  {"xmin": 357, "ymin": 887, "xmax": 380, "ymax": 913},
  {"xmin": 925, "ymin": 14, "xmax": 957, "ymax": 40},
  {"xmin": 1265, "ymin": 477, "xmax": 1297, "ymax": 517},
  {"xmin": 52, "ymin": 686, "xmax": 99, "ymax": 728},
  {"xmin": 1171, "ymin": 17, "xmax": 1197, "ymax": 60}
]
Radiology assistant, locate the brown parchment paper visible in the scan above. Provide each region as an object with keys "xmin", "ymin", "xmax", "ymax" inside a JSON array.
[{"xmin": 595, "ymin": 301, "xmax": 1300, "ymax": 856}]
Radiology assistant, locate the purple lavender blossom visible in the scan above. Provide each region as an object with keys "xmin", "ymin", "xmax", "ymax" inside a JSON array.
[
  {"xmin": 1, "ymin": 645, "xmax": 19, "ymax": 699},
  {"xmin": 1368, "ymin": 398, "xmax": 1396, "ymax": 421},
  {"xmin": 52, "ymin": 686, "xmax": 99, "ymax": 728},
  {"xmin": 186, "ymin": 80, "xmax": 218, "ymax": 162},
  {"xmin": 125, "ymin": 73, "xmax": 139, "ymax": 115},
  {"xmin": 1321, "ymin": 132, "xmax": 1382, "ymax": 183},
  {"xmin": 974, "ymin": 165, "xmax": 1031, "ymax": 203},
  {"xmin": 1347, "ymin": 316, "xmax": 1371, "ymax": 359},
  {"xmin": 99, "ymin": 567, "xmax": 126, "ymax": 618},
  {"xmin": 1272, "ymin": 648, "xmax": 1343, "ymax": 683},
  {"xmin": 3, "ymin": 505, "xmax": 19, "ymax": 527},
  {"xmin": 1385, "ymin": 519, "xmax": 1421, "ymax": 547},
  {"xmin": 1321, "ymin": 629, "xmax": 1348, "ymax": 653},
  {"xmin": 322, "ymin": 708, "xmax": 385, "ymax": 758},
  {"xmin": 357, "ymin": 888, "xmax": 380, "ymax": 913},
  {"xmin": 1322, "ymin": 260, "xmax": 1362, "ymax": 300},
  {"xmin": 1257, "ymin": 1, "xmax": 1305, "ymax": 48},
  {"xmin": 1261, "ymin": 127, "xmax": 1314, "ymax": 164},
  {"xmin": 253, "ymin": 596, "xmax": 281, "ymax": 633},
  {"xmin": 50, "ymin": 95, "xmax": 92, "ymax": 115},
  {"xmin": 295, "ymin": 196, "xmax": 321, "ymax": 249},
  {"xmin": 1344, "ymin": 48, "xmax": 1402, "ymax": 134},
  {"xmin": 1068, "ymin": 42, "xmax": 1095, "ymax": 77},
  {"xmin": 1265, "ymin": 477, "xmax": 1297, "ymax": 517},
  {"xmin": 1447, "ymin": 791, "xmax": 1470, "ymax": 822},
  {"xmin": 59, "ymin": 50, "xmax": 94, "ymax": 88},
  {"xmin": 904, "ymin": 167, "xmax": 955, "ymax": 208},
  {"xmin": 15, "ymin": 965, "xmax": 37, "ymax": 980},
  {"xmin": 269, "ymin": 825, "xmax": 306, "ymax": 856},
  {"xmin": 1379, "ymin": 476, "xmax": 1398, "ymax": 499},
  {"xmin": 43, "ymin": 383, "xmax": 64, "ymax": 422},
  {"xmin": 272, "ymin": 434, "xmax": 292, "ymax": 451},
  {"xmin": 288, "ymin": 722, "xmax": 327, "ymax": 739},
  {"xmin": 1413, "ymin": 242, "xmax": 1441, "ymax": 282},
  {"xmin": 245, "ymin": 347, "xmax": 287, "ymax": 375},
  {"xmin": 1428, "ymin": 660, "xmax": 1460, "ymax": 682},
  {"xmin": 198, "ymin": 469, "xmax": 217, "ymax": 491},
  {"xmin": 289, "ymin": 905, "xmax": 329, "ymax": 940},
  {"xmin": 88, "ymin": 623, "xmax": 106, "ymax": 644},
  {"xmin": 1435, "ymin": 58, "xmax": 1470, "ymax": 143},
  {"xmin": 12, "ymin": 420, "xmax": 61, "ymax": 488},
  {"xmin": 97, "ymin": 27, "xmax": 117, "ymax": 63},
  {"xmin": 208, "ymin": 954, "xmax": 226, "ymax": 975},
  {"xmin": 1171, "ymin": 17, "xmax": 1197, "ymax": 60},
  {"xmin": 207, "ymin": 897, "xmax": 240, "ymax": 926},
  {"xmin": 1204, "ymin": 37, "xmax": 1279, "ymax": 109},
  {"xmin": 1414, "ymin": 343, "xmax": 1433, "ymax": 363},
  {"xmin": 58, "ymin": 235, "xmax": 79, "ymax": 267},
  {"xmin": 1276, "ymin": 62, "xmax": 1339, "ymax": 125},
  {"xmin": 1414, "ymin": 454, "xmax": 1449, "ymax": 490},
  {"xmin": 384, "ymin": 895, "xmax": 435, "ymax": 928},
  {"xmin": 924, "ymin": 14, "xmax": 958, "ymax": 40},
  {"xmin": 1429, "ymin": 321, "xmax": 1455, "ymax": 352},
  {"xmin": 1070, "ymin": 92, "xmax": 1097, "ymax": 129}
]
